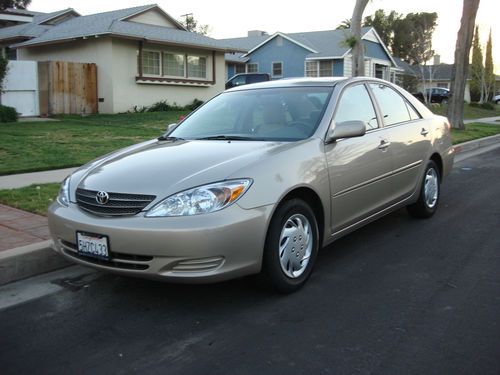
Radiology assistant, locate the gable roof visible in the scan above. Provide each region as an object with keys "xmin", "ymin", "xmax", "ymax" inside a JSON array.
[
  {"xmin": 0, "ymin": 8, "xmax": 80, "ymax": 42},
  {"xmin": 221, "ymin": 27, "xmax": 395, "ymax": 65},
  {"xmin": 8, "ymin": 5, "xmax": 239, "ymax": 52}
]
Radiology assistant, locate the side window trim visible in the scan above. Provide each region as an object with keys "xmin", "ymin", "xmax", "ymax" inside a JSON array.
[
  {"xmin": 367, "ymin": 82, "xmax": 419, "ymax": 127},
  {"xmin": 331, "ymin": 82, "xmax": 381, "ymax": 133}
]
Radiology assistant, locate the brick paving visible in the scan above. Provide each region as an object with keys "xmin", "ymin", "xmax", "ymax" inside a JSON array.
[{"xmin": 0, "ymin": 204, "xmax": 50, "ymax": 252}]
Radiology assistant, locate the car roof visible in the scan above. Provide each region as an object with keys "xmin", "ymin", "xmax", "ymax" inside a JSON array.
[{"xmin": 227, "ymin": 77, "xmax": 348, "ymax": 91}]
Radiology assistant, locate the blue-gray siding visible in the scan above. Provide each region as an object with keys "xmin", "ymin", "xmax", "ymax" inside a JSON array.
[
  {"xmin": 246, "ymin": 36, "xmax": 310, "ymax": 79},
  {"xmin": 364, "ymin": 40, "xmax": 390, "ymax": 61}
]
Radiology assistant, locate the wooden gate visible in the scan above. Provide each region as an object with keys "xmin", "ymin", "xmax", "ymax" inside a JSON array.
[{"xmin": 38, "ymin": 61, "xmax": 98, "ymax": 115}]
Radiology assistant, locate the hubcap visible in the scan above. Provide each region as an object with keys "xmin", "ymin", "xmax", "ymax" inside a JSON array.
[
  {"xmin": 424, "ymin": 168, "xmax": 439, "ymax": 208},
  {"xmin": 278, "ymin": 214, "xmax": 313, "ymax": 278}
]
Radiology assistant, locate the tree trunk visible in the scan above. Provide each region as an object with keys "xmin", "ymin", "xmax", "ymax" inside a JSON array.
[
  {"xmin": 351, "ymin": 0, "xmax": 369, "ymax": 77},
  {"xmin": 447, "ymin": 0, "xmax": 481, "ymax": 129}
]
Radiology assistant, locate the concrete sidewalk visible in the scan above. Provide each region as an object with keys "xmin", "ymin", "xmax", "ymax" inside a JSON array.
[
  {"xmin": 463, "ymin": 116, "xmax": 500, "ymax": 124},
  {"xmin": 0, "ymin": 167, "xmax": 77, "ymax": 189},
  {"xmin": 0, "ymin": 134, "xmax": 499, "ymax": 286},
  {"xmin": 0, "ymin": 204, "xmax": 69, "ymax": 285}
]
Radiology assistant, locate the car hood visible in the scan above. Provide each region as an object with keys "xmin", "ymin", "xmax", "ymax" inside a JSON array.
[{"xmin": 75, "ymin": 139, "xmax": 291, "ymax": 197}]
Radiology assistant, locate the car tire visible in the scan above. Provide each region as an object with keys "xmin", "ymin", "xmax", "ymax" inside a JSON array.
[
  {"xmin": 260, "ymin": 198, "xmax": 319, "ymax": 293},
  {"xmin": 442, "ymin": 98, "xmax": 448, "ymax": 105},
  {"xmin": 407, "ymin": 160, "xmax": 441, "ymax": 219}
]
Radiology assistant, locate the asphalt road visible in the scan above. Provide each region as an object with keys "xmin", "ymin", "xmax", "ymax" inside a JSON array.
[{"xmin": 1, "ymin": 148, "xmax": 499, "ymax": 375}]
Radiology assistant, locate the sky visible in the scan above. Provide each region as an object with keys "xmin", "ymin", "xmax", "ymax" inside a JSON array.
[{"xmin": 28, "ymin": 0, "xmax": 499, "ymax": 73}]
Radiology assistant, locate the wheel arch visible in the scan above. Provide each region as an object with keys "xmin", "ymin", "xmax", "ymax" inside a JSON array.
[
  {"xmin": 430, "ymin": 152, "xmax": 443, "ymax": 181},
  {"xmin": 276, "ymin": 187, "xmax": 326, "ymax": 246}
]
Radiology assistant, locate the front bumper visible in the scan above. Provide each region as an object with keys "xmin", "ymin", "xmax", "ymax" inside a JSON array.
[{"xmin": 48, "ymin": 201, "xmax": 274, "ymax": 283}]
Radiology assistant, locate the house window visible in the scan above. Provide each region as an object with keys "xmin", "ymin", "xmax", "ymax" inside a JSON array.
[
  {"xmin": 319, "ymin": 60, "xmax": 333, "ymax": 77},
  {"xmin": 246, "ymin": 63, "xmax": 258, "ymax": 73},
  {"xmin": 272, "ymin": 62, "xmax": 283, "ymax": 77},
  {"xmin": 142, "ymin": 51, "xmax": 160, "ymax": 75},
  {"xmin": 235, "ymin": 64, "xmax": 245, "ymax": 74},
  {"xmin": 305, "ymin": 61, "xmax": 318, "ymax": 77},
  {"xmin": 163, "ymin": 53, "xmax": 185, "ymax": 77},
  {"xmin": 141, "ymin": 50, "xmax": 209, "ymax": 80},
  {"xmin": 374, "ymin": 64, "xmax": 385, "ymax": 79},
  {"xmin": 188, "ymin": 56, "xmax": 207, "ymax": 78}
]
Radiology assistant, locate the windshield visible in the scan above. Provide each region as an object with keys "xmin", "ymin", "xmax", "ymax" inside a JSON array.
[{"xmin": 170, "ymin": 87, "xmax": 333, "ymax": 141}]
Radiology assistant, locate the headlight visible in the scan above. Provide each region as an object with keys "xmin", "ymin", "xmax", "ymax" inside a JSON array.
[
  {"xmin": 57, "ymin": 177, "xmax": 70, "ymax": 206},
  {"xmin": 145, "ymin": 179, "xmax": 252, "ymax": 217}
]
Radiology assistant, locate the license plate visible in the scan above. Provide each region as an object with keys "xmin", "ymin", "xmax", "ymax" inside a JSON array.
[{"xmin": 76, "ymin": 232, "xmax": 109, "ymax": 260}]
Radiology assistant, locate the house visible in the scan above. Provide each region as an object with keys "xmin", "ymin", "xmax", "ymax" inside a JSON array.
[
  {"xmin": 220, "ymin": 27, "xmax": 396, "ymax": 82},
  {"xmin": 0, "ymin": 5, "xmax": 239, "ymax": 113}
]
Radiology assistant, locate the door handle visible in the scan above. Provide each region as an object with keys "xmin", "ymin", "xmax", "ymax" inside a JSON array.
[
  {"xmin": 378, "ymin": 139, "xmax": 391, "ymax": 150},
  {"xmin": 420, "ymin": 128, "xmax": 429, "ymax": 136}
]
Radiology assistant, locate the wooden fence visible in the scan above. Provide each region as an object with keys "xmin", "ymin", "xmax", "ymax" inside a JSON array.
[{"xmin": 38, "ymin": 61, "xmax": 98, "ymax": 115}]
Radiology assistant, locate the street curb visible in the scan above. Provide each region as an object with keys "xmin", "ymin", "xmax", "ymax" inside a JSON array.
[
  {"xmin": 453, "ymin": 133, "xmax": 500, "ymax": 154},
  {"xmin": 0, "ymin": 240, "xmax": 71, "ymax": 286}
]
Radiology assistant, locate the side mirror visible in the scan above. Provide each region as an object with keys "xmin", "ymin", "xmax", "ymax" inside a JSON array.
[
  {"xmin": 326, "ymin": 120, "xmax": 366, "ymax": 143},
  {"xmin": 166, "ymin": 123, "xmax": 178, "ymax": 133}
]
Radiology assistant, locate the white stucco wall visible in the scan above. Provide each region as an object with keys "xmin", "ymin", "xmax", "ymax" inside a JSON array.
[
  {"xmin": 17, "ymin": 37, "xmax": 114, "ymax": 113},
  {"xmin": 128, "ymin": 10, "xmax": 177, "ymax": 28},
  {"xmin": 17, "ymin": 37, "xmax": 226, "ymax": 113},
  {"xmin": 111, "ymin": 38, "xmax": 225, "ymax": 113}
]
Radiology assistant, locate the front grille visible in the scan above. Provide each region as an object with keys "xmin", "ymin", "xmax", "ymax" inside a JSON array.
[
  {"xmin": 60, "ymin": 239, "xmax": 152, "ymax": 271},
  {"xmin": 76, "ymin": 188, "xmax": 156, "ymax": 217}
]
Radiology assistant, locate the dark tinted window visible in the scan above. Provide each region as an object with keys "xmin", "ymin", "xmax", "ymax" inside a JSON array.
[
  {"xmin": 369, "ymin": 84, "xmax": 411, "ymax": 126},
  {"xmin": 335, "ymin": 84, "xmax": 378, "ymax": 130}
]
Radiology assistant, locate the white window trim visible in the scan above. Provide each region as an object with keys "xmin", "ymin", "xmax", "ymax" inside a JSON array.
[
  {"xmin": 246, "ymin": 62, "xmax": 259, "ymax": 73},
  {"xmin": 271, "ymin": 61, "xmax": 283, "ymax": 78},
  {"xmin": 187, "ymin": 54, "xmax": 208, "ymax": 80},
  {"xmin": 142, "ymin": 49, "xmax": 209, "ymax": 81},
  {"xmin": 162, "ymin": 52, "xmax": 186, "ymax": 79},
  {"xmin": 142, "ymin": 50, "xmax": 161, "ymax": 77},
  {"xmin": 304, "ymin": 60, "xmax": 319, "ymax": 77}
]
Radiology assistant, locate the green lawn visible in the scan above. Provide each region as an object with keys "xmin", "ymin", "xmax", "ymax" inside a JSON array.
[
  {"xmin": 0, "ymin": 111, "xmax": 187, "ymax": 175},
  {"xmin": 431, "ymin": 103, "xmax": 500, "ymax": 119},
  {"xmin": 1, "ymin": 122, "xmax": 499, "ymax": 216},
  {"xmin": 451, "ymin": 122, "xmax": 500, "ymax": 144},
  {"xmin": 0, "ymin": 183, "xmax": 60, "ymax": 216},
  {"xmin": 1, "ymin": 109, "xmax": 499, "ymax": 177}
]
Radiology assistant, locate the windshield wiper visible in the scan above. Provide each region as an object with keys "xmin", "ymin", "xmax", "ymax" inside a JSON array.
[
  {"xmin": 157, "ymin": 135, "xmax": 184, "ymax": 141},
  {"xmin": 195, "ymin": 135, "xmax": 255, "ymax": 141}
]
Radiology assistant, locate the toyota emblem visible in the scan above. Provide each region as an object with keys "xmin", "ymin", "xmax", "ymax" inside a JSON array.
[{"xmin": 96, "ymin": 191, "xmax": 109, "ymax": 205}]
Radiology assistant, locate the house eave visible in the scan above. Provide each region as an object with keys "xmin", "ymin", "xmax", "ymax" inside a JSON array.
[
  {"xmin": 13, "ymin": 32, "xmax": 234, "ymax": 53},
  {"xmin": 243, "ymin": 32, "xmax": 318, "ymax": 57}
]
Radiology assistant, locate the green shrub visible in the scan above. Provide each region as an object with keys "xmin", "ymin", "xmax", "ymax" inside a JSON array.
[
  {"xmin": 469, "ymin": 102, "xmax": 494, "ymax": 110},
  {"xmin": 185, "ymin": 98, "xmax": 204, "ymax": 111},
  {"xmin": 480, "ymin": 102, "xmax": 494, "ymax": 110},
  {"xmin": 148, "ymin": 100, "xmax": 176, "ymax": 112},
  {"xmin": 134, "ymin": 98, "xmax": 205, "ymax": 113},
  {"xmin": 0, "ymin": 105, "xmax": 17, "ymax": 122}
]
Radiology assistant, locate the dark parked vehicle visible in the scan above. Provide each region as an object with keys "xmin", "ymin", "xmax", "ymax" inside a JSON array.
[
  {"xmin": 413, "ymin": 87, "xmax": 450, "ymax": 104},
  {"xmin": 225, "ymin": 73, "xmax": 270, "ymax": 89}
]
